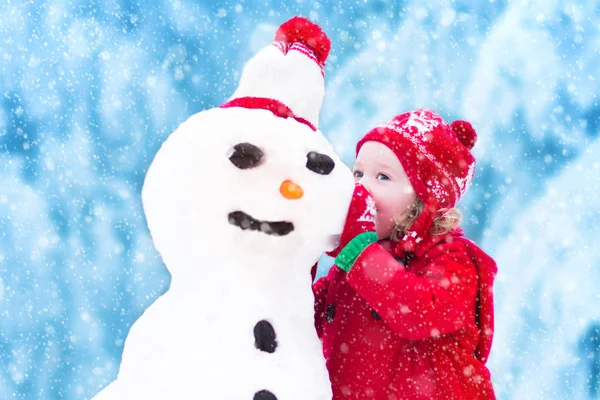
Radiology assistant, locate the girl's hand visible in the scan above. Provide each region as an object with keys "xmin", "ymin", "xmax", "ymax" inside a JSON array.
[
  {"xmin": 333, "ymin": 183, "xmax": 379, "ymax": 272},
  {"xmin": 339, "ymin": 183, "xmax": 377, "ymax": 247}
]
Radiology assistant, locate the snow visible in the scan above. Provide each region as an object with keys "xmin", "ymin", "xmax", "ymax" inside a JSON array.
[
  {"xmin": 92, "ymin": 32, "xmax": 354, "ymax": 398},
  {"xmin": 404, "ymin": 110, "xmax": 441, "ymax": 136},
  {"xmin": 93, "ymin": 106, "xmax": 352, "ymax": 399},
  {"xmin": 485, "ymin": 140, "xmax": 600, "ymax": 398},
  {"xmin": 0, "ymin": 1, "xmax": 599, "ymax": 399}
]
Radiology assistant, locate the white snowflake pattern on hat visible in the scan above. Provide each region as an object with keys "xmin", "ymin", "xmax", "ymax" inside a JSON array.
[
  {"xmin": 404, "ymin": 110, "xmax": 440, "ymax": 137},
  {"xmin": 426, "ymin": 179, "xmax": 449, "ymax": 203},
  {"xmin": 455, "ymin": 162, "xmax": 476, "ymax": 195}
]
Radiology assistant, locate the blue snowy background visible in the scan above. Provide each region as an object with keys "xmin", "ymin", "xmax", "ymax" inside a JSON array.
[{"xmin": 1, "ymin": 0, "xmax": 599, "ymax": 399}]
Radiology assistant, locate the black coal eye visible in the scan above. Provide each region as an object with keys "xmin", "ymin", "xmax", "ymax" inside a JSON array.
[
  {"xmin": 229, "ymin": 143, "xmax": 264, "ymax": 169},
  {"xmin": 306, "ymin": 151, "xmax": 335, "ymax": 175}
]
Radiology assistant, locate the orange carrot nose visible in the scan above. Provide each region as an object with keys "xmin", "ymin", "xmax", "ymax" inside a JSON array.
[{"xmin": 280, "ymin": 180, "xmax": 304, "ymax": 200}]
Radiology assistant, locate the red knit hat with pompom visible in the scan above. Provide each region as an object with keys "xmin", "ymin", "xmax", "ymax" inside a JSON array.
[
  {"xmin": 221, "ymin": 16, "xmax": 331, "ymax": 131},
  {"xmin": 356, "ymin": 109, "xmax": 477, "ymax": 209}
]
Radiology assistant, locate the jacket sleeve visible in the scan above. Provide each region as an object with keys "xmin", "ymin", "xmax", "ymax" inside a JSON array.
[
  {"xmin": 311, "ymin": 262, "xmax": 329, "ymax": 339},
  {"xmin": 344, "ymin": 241, "xmax": 478, "ymax": 340}
]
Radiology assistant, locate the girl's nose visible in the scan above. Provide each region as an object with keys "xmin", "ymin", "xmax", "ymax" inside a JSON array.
[{"xmin": 280, "ymin": 180, "xmax": 304, "ymax": 200}]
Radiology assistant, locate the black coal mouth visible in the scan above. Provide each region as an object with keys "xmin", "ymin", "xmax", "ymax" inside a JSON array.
[{"xmin": 228, "ymin": 211, "xmax": 295, "ymax": 236}]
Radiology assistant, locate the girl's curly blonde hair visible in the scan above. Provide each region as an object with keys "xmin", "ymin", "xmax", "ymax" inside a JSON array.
[{"xmin": 390, "ymin": 197, "xmax": 462, "ymax": 242}]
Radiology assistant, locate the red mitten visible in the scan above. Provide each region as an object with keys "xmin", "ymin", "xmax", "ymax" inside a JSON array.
[
  {"xmin": 329, "ymin": 184, "xmax": 379, "ymax": 272},
  {"xmin": 340, "ymin": 183, "xmax": 377, "ymax": 245},
  {"xmin": 326, "ymin": 183, "xmax": 376, "ymax": 257}
]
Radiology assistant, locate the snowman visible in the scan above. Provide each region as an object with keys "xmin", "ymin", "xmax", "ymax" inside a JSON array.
[{"xmin": 94, "ymin": 17, "xmax": 354, "ymax": 400}]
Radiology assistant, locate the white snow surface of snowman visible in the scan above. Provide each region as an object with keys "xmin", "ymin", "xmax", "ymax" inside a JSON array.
[{"xmin": 93, "ymin": 17, "xmax": 354, "ymax": 400}]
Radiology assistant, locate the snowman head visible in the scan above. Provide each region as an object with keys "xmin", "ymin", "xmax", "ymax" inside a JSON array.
[
  {"xmin": 142, "ymin": 107, "xmax": 353, "ymax": 270},
  {"xmin": 142, "ymin": 17, "xmax": 354, "ymax": 274}
]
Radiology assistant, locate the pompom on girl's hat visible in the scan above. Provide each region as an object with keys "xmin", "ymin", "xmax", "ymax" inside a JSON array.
[
  {"xmin": 356, "ymin": 109, "xmax": 477, "ymax": 209},
  {"xmin": 221, "ymin": 16, "xmax": 331, "ymax": 131}
]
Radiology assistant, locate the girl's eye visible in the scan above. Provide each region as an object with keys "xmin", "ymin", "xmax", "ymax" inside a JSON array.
[
  {"xmin": 353, "ymin": 171, "xmax": 363, "ymax": 178},
  {"xmin": 377, "ymin": 173, "xmax": 390, "ymax": 181}
]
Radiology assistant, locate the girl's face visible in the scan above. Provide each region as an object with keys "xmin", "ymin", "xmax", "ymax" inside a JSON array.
[{"xmin": 353, "ymin": 141, "xmax": 417, "ymax": 239}]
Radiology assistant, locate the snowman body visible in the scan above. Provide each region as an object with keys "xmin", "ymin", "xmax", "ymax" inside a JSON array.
[{"xmin": 94, "ymin": 106, "xmax": 354, "ymax": 399}]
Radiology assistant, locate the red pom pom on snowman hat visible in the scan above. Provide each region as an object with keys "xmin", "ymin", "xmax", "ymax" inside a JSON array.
[{"xmin": 275, "ymin": 16, "xmax": 331, "ymax": 64}]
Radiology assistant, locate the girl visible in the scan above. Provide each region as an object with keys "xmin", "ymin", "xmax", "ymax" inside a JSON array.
[{"xmin": 312, "ymin": 109, "xmax": 497, "ymax": 399}]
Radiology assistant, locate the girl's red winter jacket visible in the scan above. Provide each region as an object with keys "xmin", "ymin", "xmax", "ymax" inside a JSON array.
[{"xmin": 312, "ymin": 229, "xmax": 497, "ymax": 400}]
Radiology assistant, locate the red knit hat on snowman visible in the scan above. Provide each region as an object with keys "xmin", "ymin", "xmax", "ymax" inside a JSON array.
[
  {"xmin": 356, "ymin": 109, "xmax": 478, "ymax": 257},
  {"xmin": 221, "ymin": 16, "xmax": 331, "ymax": 131}
]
